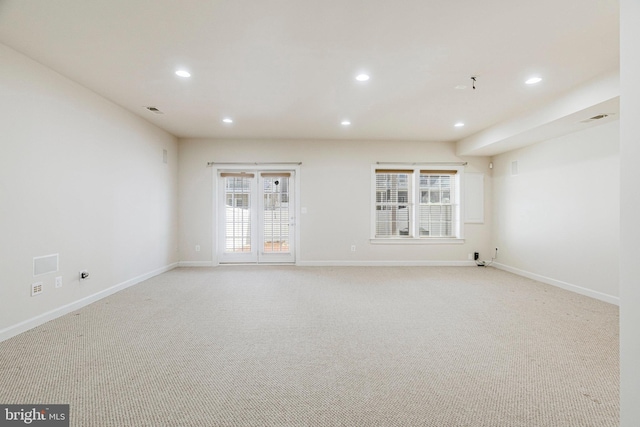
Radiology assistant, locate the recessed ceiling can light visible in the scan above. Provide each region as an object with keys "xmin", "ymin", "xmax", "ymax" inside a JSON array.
[
  {"xmin": 525, "ymin": 77, "xmax": 542, "ymax": 85},
  {"xmin": 341, "ymin": 120, "xmax": 351, "ymax": 126},
  {"xmin": 175, "ymin": 70, "xmax": 191, "ymax": 78},
  {"xmin": 355, "ymin": 74, "xmax": 370, "ymax": 82},
  {"xmin": 222, "ymin": 118, "xmax": 233, "ymax": 124},
  {"xmin": 454, "ymin": 122, "xmax": 465, "ymax": 128}
]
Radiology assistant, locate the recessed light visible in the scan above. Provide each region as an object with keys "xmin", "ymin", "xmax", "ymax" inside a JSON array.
[
  {"xmin": 525, "ymin": 77, "xmax": 542, "ymax": 85},
  {"xmin": 355, "ymin": 74, "xmax": 370, "ymax": 82},
  {"xmin": 341, "ymin": 120, "xmax": 351, "ymax": 126},
  {"xmin": 222, "ymin": 118, "xmax": 233, "ymax": 124},
  {"xmin": 175, "ymin": 70, "xmax": 191, "ymax": 78},
  {"xmin": 454, "ymin": 122, "xmax": 465, "ymax": 128}
]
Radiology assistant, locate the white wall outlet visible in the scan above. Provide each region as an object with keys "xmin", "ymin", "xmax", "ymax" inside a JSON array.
[
  {"xmin": 79, "ymin": 270, "xmax": 89, "ymax": 281},
  {"xmin": 468, "ymin": 253, "xmax": 473, "ymax": 260},
  {"xmin": 31, "ymin": 282, "xmax": 43, "ymax": 296},
  {"xmin": 195, "ymin": 245, "xmax": 201, "ymax": 252},
  {"xmin": 351, "ymin": 245, "xmax": 356, "ymax": 252},
  {"xmin": 55, "ymin": 276, "xmax": 63, "ymax": 288}
]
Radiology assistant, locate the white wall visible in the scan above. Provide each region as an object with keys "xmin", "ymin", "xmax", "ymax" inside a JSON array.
[
  {"xmin": 178, "ymin": 138, "xmax": 492, "ymax": 265},
  {"xmin": 491, "ymin": 121, "xmax": 619, "ymax": 303},
  {"xmin": 620, "ymin": 0, "xmax": 640, "ymax": 424},
  {"xmin": 0, "ymin": 43, "xmax": 179, "ymax": 339}
]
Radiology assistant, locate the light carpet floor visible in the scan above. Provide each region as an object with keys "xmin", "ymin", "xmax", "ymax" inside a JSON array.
[{"xmin": 0, "ymin": 266, "xmax": 619, "ymax": 426}]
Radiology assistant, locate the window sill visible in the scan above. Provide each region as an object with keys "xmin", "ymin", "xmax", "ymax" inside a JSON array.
[{"xmin": 370, "ymin": 238, "xmax": 465, "ymax": 245}]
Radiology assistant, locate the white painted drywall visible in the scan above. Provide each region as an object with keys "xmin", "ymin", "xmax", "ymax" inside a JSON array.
[
  {"xmin": 0, "ymin": 43, "xmax": 179, "ymax": 337},
  {"xmin": 491, "ymin": 121, "xmax": 619, "ymax": 302},
  {"xmin": 620, "ymin": 0, "xmax": 640, "ymax": 424},
  {"xmin": 178, "ymin": 138, "xmax": 492, "ymax": 265},
  {"xmin": 457, "ymin": 71, "xmax": 619, "ymax": 157}
]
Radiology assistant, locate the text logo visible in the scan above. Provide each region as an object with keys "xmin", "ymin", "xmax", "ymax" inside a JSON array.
[{"xmin": 0, "ymin": 405, "xmax": 69, "ymax": 426}]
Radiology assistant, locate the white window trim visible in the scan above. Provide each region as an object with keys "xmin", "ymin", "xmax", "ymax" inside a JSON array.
[{"xmin": 370, "ymin": 164, "xmax": 465, "ymax": 244}]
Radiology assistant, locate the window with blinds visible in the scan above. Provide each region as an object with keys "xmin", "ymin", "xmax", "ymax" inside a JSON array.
[
  {"xmin": 375, "ymin": 170, "xmax": 413, "ymax": 237},
  {"xmin": 419, "ymin": 171, "xmax": 456, "ymax": 237},
  {"xmin": 373, "ymin": 167, "xmax": 462, "ymax": 240}
]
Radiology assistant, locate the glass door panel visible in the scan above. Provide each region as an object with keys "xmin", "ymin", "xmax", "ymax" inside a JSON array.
[
  {"xmin": 220, "ymin": 173, "xmax": 258, "ymax": 263},
  {"xmin": 259, "ymin": 173, "xmax": 294, "ymax": 263}
]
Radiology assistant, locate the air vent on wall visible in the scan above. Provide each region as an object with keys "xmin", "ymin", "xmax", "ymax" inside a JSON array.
[
  {"xmin": 580, "ymin": 113, "xmax": 615, "ymax": 123},
  {"xmin": 145, "ymin": 106, "xmax": 164, "ymax": 114}
]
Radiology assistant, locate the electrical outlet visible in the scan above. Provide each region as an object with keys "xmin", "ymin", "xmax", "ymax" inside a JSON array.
[
  {"xmin": 55, "ymin": 276, "xmax": 62, "ymax": 288},
  {"xmin": 351, "ymin": 245, "xmax": 356, "ymax": 252},
  {"xmin": 31, "ymin": 282, "xmax": 43, "ymax": 296},
  {"xmin": 468, "ymin": 253, "xmax": 472, "ymax": 260},
  {"xmin": 195, "ymin": 245, "xmax": 201, "ymax": 252}
]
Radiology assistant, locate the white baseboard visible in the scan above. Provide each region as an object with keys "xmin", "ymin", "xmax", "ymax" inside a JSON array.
[
  {"xmin": 178, "ymin": 261, "xmax": 215, "ymax": 267},
  {"xmin": 179, "ymin": 260, "xmax": 477, "ymax": 267},
  {"xmin": 297, "ymin": 260, "xmax": 477, "ymax": 267},
  {"xmin": 0, "ymin": 262, "xmax": 179, "ymax": 343},
  {"xmin": 492, "ymin": 262, "xmax": 619, "ymax": 306}
]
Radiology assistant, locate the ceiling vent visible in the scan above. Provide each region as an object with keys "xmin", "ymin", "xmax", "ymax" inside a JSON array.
[
  {"xmin": 580, "ymin": 113, "xmax": 614, "ymax": 123},
  {"xmin": 145, "ymin": 106, "xmax": 164, "ymax": 114}
]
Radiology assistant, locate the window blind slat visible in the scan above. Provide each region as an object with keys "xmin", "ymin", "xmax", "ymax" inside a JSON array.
[
  {"xmin": 220, "ymin": 172, "xmax": 255, "ymax": 178},
  {"xmin": 419, "ymin": 170, "xmax": 457, "ymax": 175},
  {"xmin": 375, "ymin": 169, "xmax": 415, "ymax": 174},
  {"xmin": 261, "ymin": 172, "xmax": 291, "ymax": 178}
]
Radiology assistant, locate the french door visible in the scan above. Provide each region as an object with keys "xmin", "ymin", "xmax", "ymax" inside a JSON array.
[{"xmin": 218, "ymin": 170, "xmax": 295, "ymax": 263}]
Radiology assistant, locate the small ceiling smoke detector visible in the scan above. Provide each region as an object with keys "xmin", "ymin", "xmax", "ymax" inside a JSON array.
[{"xmin": 145, "ymin": 106, "xmax": 164, "ymax": 114}]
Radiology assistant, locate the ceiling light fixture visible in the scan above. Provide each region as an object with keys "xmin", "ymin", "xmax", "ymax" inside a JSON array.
[
  {"xmin": 222, "ymin": 118, "xmax": 233, "ymax": 124},
  {"xmin": 341, "ymin": 120, "xmax": 351, "ymax": 126},
  {"xmin": 175, "ymin": 70, "xmax": 191, "ymax": 78},
  {"xmin": 525, "ymin": 77, "xmax": 542, "ymax": 85},
  {"xmin": 454, "ymin": 122, "xmax": 465, "ymax": 128},
  {"xmin": 355, "ymin": 74, "xmax": 370, "ymax": 82}
]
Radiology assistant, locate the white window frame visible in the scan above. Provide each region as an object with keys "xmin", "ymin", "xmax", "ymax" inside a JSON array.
[{"xmin": 370, "ymin": 164, "xmax": 465, "ymax": 245}]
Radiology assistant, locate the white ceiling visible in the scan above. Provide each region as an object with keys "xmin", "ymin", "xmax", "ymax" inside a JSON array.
[{"xmin": 0, "ymin": 0, "xmax": 619, "ymax": 147}]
